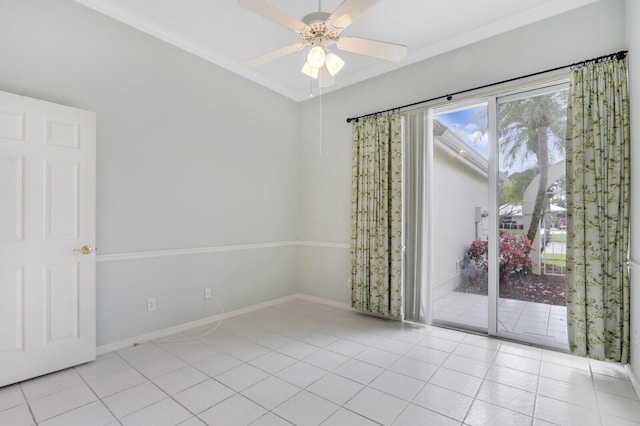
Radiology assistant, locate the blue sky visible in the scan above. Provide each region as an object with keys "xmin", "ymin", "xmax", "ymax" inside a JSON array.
[
  {"xmin": 434, "ymin": 105, "xmax": 551, "ymax": 175},
  {"xmin": 435, "ymin": 106, "xmax": 489, "ymax": 160}
]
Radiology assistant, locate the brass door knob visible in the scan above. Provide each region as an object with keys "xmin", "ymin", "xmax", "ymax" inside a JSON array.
[{"xmin": 74, "ymin": 245, "xmax": 94, "ymax": 255}]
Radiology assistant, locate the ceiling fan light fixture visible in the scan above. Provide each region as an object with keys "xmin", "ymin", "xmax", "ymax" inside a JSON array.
[
  {"xmin": 240, "ymin": 0, "xmax": 408, "ymax": 90},
  {"xmin": 306, "ymin": 46, "xmax": 326, "ymax": 68},
  {"xmin": 325, "ymin": 52, "xmax": 345, "ymax": 75},
  {"xmin": 301, "ymin": 61, "xmax": 319, "ymax": 78}
]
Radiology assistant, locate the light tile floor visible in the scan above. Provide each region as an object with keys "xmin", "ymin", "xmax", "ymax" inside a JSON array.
[
  {"xmin": 433, "ymin": 292, "xmax": 568, "ymax": 347},
  {"xmin": 2, "ymin": 299, "xmax": 639, "ymax": 425}
]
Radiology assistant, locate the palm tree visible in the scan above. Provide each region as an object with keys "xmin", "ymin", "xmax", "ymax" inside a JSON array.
[
  {"xmin": 498, "ymin": 91, "xmax": 567, "ymax": 243},
  {"xmin": 499, "ymin": 166, "xmax": 539, "ymax": 207}
]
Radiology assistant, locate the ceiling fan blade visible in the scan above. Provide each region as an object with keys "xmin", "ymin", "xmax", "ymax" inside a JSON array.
[
  {"xmin": 337, "ymin": 36, "xmax": 407, "ymax": 61},
  {"xmin": 239, "ymin": 0, "xmax": 307, "ymax": 32},
  {"xmin": 244, "ymin": 42, "xmax": 305, "ymax": 67},
  {"xmin": 327, "ymin": 0, "xmax": 378, "ymax": 31}
]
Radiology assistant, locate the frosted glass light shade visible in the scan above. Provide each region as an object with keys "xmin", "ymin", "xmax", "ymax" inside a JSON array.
[
  {"xmin": 307, "ymin": 46, "xmax": 326, "ymax": 68},
  {"xmin": 325, "ymin": 53, "xmax": 345, "ymax": 75},
  {"xmin": 301, "ymin": 61, "xmax": 319, "ymax": 78}
]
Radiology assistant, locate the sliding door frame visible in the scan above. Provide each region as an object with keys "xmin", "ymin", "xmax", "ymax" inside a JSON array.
[
  {"xmin": 487, "ymin": 96, "xmax": 499, "ymax": 336},
  {"xmin": 427, "ymin": 97, "xmax": 491, "ymax": 333},
  {"xmin": 411, "ymin": 74, "xmax": 571, "ymax": 348}
]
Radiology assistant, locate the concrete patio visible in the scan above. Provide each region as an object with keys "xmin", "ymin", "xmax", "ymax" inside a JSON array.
[{"xmin": 433, "ymin": 291, "xmax": 568, "ymax": 348}]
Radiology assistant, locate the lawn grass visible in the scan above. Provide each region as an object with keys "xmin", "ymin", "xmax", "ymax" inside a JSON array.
[
  {"xmin": 542, "ymin": 253, "xmax": 566, "ymax": 267},
  {"xmin": 501, "ymin": 228, "xmax": 567, "ymax": 242},
  {"xmin": 549, "ymin": 232, "xmax": 567, "ymax": 243},
  {"xmin": 500, "ymin": 228, "xmax": 523, "ymax": 235}
]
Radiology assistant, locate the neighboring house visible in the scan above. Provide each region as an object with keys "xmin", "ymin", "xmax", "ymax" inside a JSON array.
[
  {"xmin": 499, "ymin": 204, "xmax": 524, "ymax": 227},
  {"xmin": 499, "ymin": 204, "xmax": 565, "ymax": 229}
]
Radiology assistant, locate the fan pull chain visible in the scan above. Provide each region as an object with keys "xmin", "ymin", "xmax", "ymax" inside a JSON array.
[{"xmin": 319, "ymin": 82, "xmax": 323, "ymax": 156}]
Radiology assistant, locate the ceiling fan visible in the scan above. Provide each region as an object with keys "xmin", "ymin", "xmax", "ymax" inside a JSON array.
[{"xmin": 239, "ymin": 0, "xmax": 408, "ymax": 87}]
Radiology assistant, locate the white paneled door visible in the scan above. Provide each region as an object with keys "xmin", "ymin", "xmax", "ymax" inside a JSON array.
[{"xmin": 0, "ymin": 91, "xmax": 96, "ymax": 386}]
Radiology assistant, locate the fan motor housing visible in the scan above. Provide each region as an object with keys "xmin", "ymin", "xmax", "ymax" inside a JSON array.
[
  {"xmin": 301, "ymin": 11, "xmax": 330, "ymax": 23},
  {"xmin": 300, "ymin": 11, "xmax": 340, "ymax": 45}
]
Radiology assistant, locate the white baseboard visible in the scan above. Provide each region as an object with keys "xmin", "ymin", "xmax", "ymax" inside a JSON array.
[
  {"xmin": 97, "ymin": 294, "xmax": 299, "ymax": 355},
  {"xmin": 96, "ymin": 293, "xmax": 350, "ymax": 356},
  {"xmin": 295, "ymin": 293, "xmax": 351, "ymax": 310},
  {"xmin": 626, "ymin": 364, "xmax": 640, "ymax": 402}
]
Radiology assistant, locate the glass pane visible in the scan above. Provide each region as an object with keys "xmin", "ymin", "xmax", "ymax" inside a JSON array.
[
  {"xmin": 496, "ymin": 84, "xmax": 569, "ymax": 349},
  {"xmin": 431, "ymin": 103, "xmax": 489, "ymax": 331}
]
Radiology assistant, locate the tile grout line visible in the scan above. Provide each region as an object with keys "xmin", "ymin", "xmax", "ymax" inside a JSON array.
[
  {"xmin": 13, "ymin": 299, "xmax": 639, "ymax": 426},
  {"xmin": 74, "ymin": 364, "xmax": 123, "ymax": 425},
  {"xmin": 16, "ymin": 383, "xmax": 37, "ymax": 426},
  {"xmin": 589, "ymin": 360, "xmax": 607, "ymax": 426}
]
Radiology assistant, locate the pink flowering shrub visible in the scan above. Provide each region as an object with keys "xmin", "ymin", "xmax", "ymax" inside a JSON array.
[
  {"xmin": 467, "ymin": 239, "xmax": 489, "ymax": 271},
  {"xmin": 466, "ymin": 231, "xmax": 533, "ymax": 279}
]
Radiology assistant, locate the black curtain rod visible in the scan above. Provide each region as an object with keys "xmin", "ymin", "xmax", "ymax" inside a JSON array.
[{"xmin": 346, "ymin": 50, "xmax": 628, "ymax": 123}]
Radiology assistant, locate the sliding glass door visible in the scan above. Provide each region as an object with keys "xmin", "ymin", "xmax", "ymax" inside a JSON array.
[
  {"xmin": 424, "ymin": 81, "xmax": 569, "ymax": 349},
  {"xmin": 430, "ymin": 101, "xmax": 490, "ymax": 332},
  {"xmin": 495, "ymin": 84, "xmax": 569, "ymax": 349}
]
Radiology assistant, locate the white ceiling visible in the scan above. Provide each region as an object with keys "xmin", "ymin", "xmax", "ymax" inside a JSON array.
[{"xmin": 74, "ymin": 0, "xmax": 598, "ymax": 101}]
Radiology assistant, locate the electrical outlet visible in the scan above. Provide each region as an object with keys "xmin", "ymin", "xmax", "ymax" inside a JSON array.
[
  {"xmin": 204, "ymin": 288, "xmax": 212, "ymax": 299},
  {"xmin": 147, "ymin": 298, "xmax": 156, "ymax": 311}
]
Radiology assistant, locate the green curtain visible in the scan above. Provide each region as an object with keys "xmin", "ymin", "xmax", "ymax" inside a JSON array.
[
  {"xmin": 566, "ymin": 58, "xmax": 630, "ymax": 363},
  {"xmin": 350, "ymin": 114, "xmax": 403, "ymax": 318}
]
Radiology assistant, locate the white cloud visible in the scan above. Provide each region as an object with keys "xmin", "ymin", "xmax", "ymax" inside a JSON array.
[
  {"xmin": 470, "ymin": 130, "xmax": 488, "ymax": 147},
  {"xmin": 455, "ymin": 127, "xmax": 487, "ymax": 147},
  {"xmin": 463, "ymin": 122, "xmax": 480, "ymax": 133}
]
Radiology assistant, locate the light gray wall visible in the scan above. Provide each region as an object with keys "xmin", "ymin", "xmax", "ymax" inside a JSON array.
[
  {"xmin": 0, "ymin": 0, "xmax": 632, "ymax": 350},
  {"xmin": 626, "ymin": 0, "xmax": 640, "ymax": 376},
  {"xmin": 0, "ymin": 0, "xmax": 299, "ymax": 346},
  {"xmin": 297, "ymin": 0, "xmax": 627, "ymax": 304}
]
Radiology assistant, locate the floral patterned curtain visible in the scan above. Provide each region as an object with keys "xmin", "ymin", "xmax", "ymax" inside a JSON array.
[
  {"xmin": 350, "ymin": 114, "xmax": 403, "ymax": 318},
  {"xmin": 566, "ymin": 58, "xmax": 630, "ymax": 362}
]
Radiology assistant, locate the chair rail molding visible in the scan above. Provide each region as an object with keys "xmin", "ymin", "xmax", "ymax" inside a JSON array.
[{"xmin": 96, "ymin": 240, "xmax": 350, "ymax": 262}]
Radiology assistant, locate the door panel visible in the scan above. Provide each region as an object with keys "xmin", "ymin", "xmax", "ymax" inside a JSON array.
[
  {"xmin": 0, "ymin": 110, "xmax": 24, "ymax": 140},
  {"xmin": 0, "ymin": 156, "xmax": 23, "ymax": 240},
  {"xmin": 45, "ymin": 119, "xmax": 79, "ymax": 149},
  {"xmin": 44, "ymin": 263, "xmax": 80, "ymax": 343},
  {"xmin": 0, "ymin": 90, "xmax": 96, "ymax": 386},
  {"xmin": 45, "ymin": 161, "xmax": 80, "ymax": 239},
  {"xmin": 0, "ymin": 267, "xmax": 24, "ymax": 353}
]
